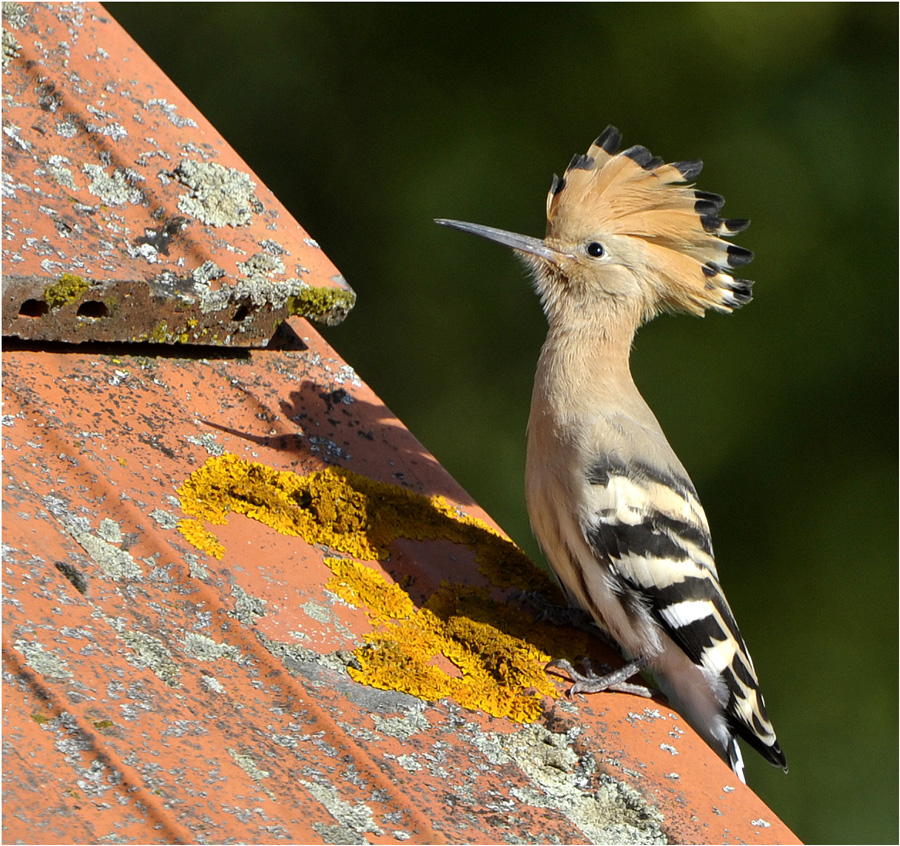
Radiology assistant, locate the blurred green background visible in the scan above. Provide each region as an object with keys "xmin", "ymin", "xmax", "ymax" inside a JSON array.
[{"xmin": 107, "ymin": 4, "xmax": 897, "ymax": 842}]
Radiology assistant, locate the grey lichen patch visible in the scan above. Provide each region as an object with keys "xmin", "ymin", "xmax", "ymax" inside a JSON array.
[
  {"xmin": 230, "ymin": 584, "xmax": 266, "ymax": 625},
  {"xmin": 334, "ymin": 364, "xmax": 362, "ymax": 388},
  {"xmin": 75, "ymin": 528, "xmax": 142, "ymax": 580},
  {"xmin": 627, "ymin": 708, "xmax": 665, "ymax": 723},
  {"xmin": 468, "ymin": 722, "xmax": 667, "ymax": 845},
  {"xmin": 659, "ymin": 743, "xmax": 678, "ymax": 757},
  {"xmin": 46, "ymin": 156, "xmax": 76, "ymax": 189},
  {"xmin": 227, "ymin": 748, "xmax": 276, "ymax": 800},
  {"xmin": 149, "ymin": 508, "xmax": 179, "ymax": 530},
  {"xmin": 4, "ymin": 121, "xmax": 29, "ymax": 153},
  {"xmin": 3, "ymin": 3, "xmax": 28, "ymax": 29},
  {"xmin": 183, "ymin": 260, "xmax": 356, "ymax": 327},
  {"xmin": 15, "ymin": 639, "xmax": 73, "ymax": 679},
  {"xmin": 184, "ymin": 631, "xmax": 243, "ymax": 663},
  {"xmin": 371, "ymin": 707, "xmax": 430, "ymax": 741},
  {"xmin": 82, "ymin": 163, "xmax": 143, "ymax": 206},
  {"xmin": 191, "ymin": 260, "xmax": 225, "ymax": 285},
  {"xmin": 201, "ymin": 674, "xmax": 225, "ymax": 695},
  {"xmin": 394, "ymin": 754, "xmax": 422, "ymax": 773},
  {"xmin": 2, "ymin": 27, "xmax": 21, "ymax": 67},
  {"xmin": 97, "ymin": 518, "xmax": 123, "ymax": 544},
  {"xmin": 145, "ymin": 98, "xmax": 197, "ymax": 129},
  {"xmin": 185, "ymin": 432, "xmax": 224, "ymax": 456},
  {"xmin": 43, "ymin": 495, "xmax": 142, "ymax": 581},
  {"xmin": 301, "ymin": 599, "xmax": 334, "ymax": 625},
  {"xmin": 73, "ymin": 758, "xmax": 119, "ymax": 799},
  {"xmin": 184, "ymin": 552, "xmax": 209, "ymax": 580},
  {"xmin": 257, "ymin": 631, "xmax": 362, "ymax": 681},
  {"xmin": 259, "ymin": 238, "xmax": 286, "ymax": 256},
  {"xmin": 107, "ymin": 621, "xmax": 180, "ymax": 687},
  {"xmin": 193, "ymin": 273, "xmax": 328, "ymax": 319},
  {"xmin": 173, "ymin": 159, "xmax": 256, "ymax": 227},
  {"xmin": 301, "ymin": 780, "xmax": 383, "ymax": 843},
  {"xmin": 257, "ymin": 633, "xmax": 319, "ymax": 670},
  {"xmin": 55, "ymin": 116, "xmax": 78, "ymax": 139},
  {"xmin": 238, "ymin": 252, "xmax": 286, "ymax": 280}
]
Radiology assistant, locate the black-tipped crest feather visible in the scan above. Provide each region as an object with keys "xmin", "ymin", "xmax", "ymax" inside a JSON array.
[
  {"xmin": 568, "ymin": 153, "xmax": 595, "ymax": 172},
  {"xmin": 673, "ymin": 159, "xmax": 703, "ymax": 181},
  {"xmin": 594, "ymin": 125, "xmax": 622, "ymax": 154},
  {"xmin": 545, "ymin": 129, "xmax": 754, "ymax": 316}
]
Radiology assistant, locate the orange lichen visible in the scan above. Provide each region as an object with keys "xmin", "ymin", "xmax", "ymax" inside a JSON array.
[{"xmin": 176, "ymin": 454, "xmax": 580, "ymax": 722}]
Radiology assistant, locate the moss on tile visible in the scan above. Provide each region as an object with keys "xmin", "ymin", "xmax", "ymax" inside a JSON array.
[{"xmin": 176, "ymin": 453, "xmax": 581, "ymax": 722}]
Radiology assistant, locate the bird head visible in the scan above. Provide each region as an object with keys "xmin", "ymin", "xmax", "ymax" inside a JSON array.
[{"xmin": 436, "ymin": 126, "xmax": 753, "ymax": 327}]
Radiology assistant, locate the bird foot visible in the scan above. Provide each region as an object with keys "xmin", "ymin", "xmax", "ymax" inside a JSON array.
[{"xmin": 546, "ymin": 656, "xmax": 654, "ymax": 698}]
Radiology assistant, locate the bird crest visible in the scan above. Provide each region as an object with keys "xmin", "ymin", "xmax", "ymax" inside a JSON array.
[{"xmin": 546, "ymin": 126, "xmax": 754, "ymax": 316}]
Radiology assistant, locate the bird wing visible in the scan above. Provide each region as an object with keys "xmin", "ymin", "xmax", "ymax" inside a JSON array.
[{"xmin": 581, "ymin": 456, "xmax": 785, "ymax": 768}]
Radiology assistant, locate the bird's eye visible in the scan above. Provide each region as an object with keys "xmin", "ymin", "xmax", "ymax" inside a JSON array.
[{"xmin": 586, "ymin": 242, "xmax": 605, "ymax": 258}]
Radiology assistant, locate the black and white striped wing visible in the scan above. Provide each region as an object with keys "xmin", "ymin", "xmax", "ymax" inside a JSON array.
[{"xmin": 583, "ymin": 457, "xmax": 785, "ymax": 768}]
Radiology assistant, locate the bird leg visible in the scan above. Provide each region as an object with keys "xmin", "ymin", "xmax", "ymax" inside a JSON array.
[
  {"xmin": 547, "ymin": 656, "xmax": 654, "ymax": 698},
  {"xmin": 512, "ymin": 591, "xmax": 607, "ymax": 638},
  {"xmin": 513, "ymin": 592, "xmax": 655, "ymax": 697}
]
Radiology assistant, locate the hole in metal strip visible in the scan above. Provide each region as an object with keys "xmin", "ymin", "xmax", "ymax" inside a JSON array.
[
  {"xmin": 76, "ymin": 300, "xmax": 109, "ymax": 319},
  {"xmin": 19, "ymin": 299, "xmax": 49, "ymax": 318}
]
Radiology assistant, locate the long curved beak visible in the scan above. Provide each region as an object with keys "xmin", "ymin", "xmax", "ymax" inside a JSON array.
[{"xmin": 434, "ymin": 218, "xmax": 562, "ymax": 263}]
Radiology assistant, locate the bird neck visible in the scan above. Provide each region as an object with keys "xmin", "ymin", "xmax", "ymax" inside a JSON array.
[
  {"xmin": 533, "ymin": 299, "xmax": 647, "ymax": 425},
  {"xmin": 546, "ymin": 298, "xmax": 640, "ymax": 375}
]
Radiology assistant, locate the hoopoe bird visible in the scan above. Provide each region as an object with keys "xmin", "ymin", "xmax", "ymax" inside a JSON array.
[{"xmin": 436, "ymin": 126, "xmax": 786, "ymax": 782}]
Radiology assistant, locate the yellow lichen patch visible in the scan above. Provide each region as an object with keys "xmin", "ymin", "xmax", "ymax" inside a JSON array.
[
  {"xmin": 323, "ymin": 556, "xmax": 416, "ymax": 621},
  {"xmin": 176, "ymin": 453, "xmax": 553, "ymax": 593},
  {"xmin": 177, "ymin": 517, "xmax": 225, "ymax": 560},
  {"xmin": 332, "ymin": 569, "xmax": 576, "ymax": 723},
  {"xmin": 178, "ymin": 454, "xmax": 381, "ymax": 560},
  {"xmin": 176, "ymin": 453, "xmax": 578, "ymax": 722},
  {"xmin": 287, "ymin": 285, "xmax": 356, "ymax": 327},
  {"xmin": 146, "ymin": 321, "xmax": 171, "ymax": 343},
  {"xmin": 45, "ymin": 273, "xmax": 89, "ymax": 308}
]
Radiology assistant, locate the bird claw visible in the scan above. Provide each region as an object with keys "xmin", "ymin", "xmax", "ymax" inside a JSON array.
[{"xmin": 547, "ymin": 656, "xmax": 654, "ymax": 699}]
